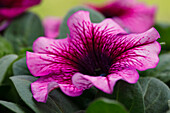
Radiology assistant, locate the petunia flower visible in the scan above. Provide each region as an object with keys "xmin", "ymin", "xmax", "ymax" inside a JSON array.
[
  {"xmin": 26, "ymin": 11, "xmax": 161, "ymax": 103},
  {"xmin": 43, "ymin": 17, "xmax": 62, "ymax": 38},
  {"xmin": 88, "ymin": 0, "xmax": 156, "ymax": 33},
  {"xmin": 0, "ymin": 0, "xmax": 41, "ymax": 31}
]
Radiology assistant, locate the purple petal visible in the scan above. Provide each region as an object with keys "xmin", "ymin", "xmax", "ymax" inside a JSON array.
[
  {"xmin": 114, "ymin": 28, "xmax": 160, "ymax": 51},
  {"xmin": 59, "ymin": 84, "xmax": 83, "ymax": 97},
  {"xmin": 27, "ymin": 37, "xmax": 82, "ymax": 77},
  {"xmin": 67, "ymin": 11, "xmax": 90, "ymax": 35},
  {"xmin": 93, "ymin": 18, "xmax": 126, "ymax": 34},
  {"xmin": 0, "ymin": 0, "xmax": 41, "ymax": 18},
  {"xmin": 72, "ymin": 73, "xmax": 93, "ymax": 90},
  {"xmin": 31, "ymin": 76, "xmax": 59, "ymax": 103},
  {"xmin": 110, "ymin": 28, "xmax": 161, "ymax": 71},
  {"xmin": 26, "ymin": 51, "xmax": 78, "ymax": 77},
  {"xmin": 114, "ymin": 4, "xmax": 156, "ymax": 33},
  {"xmin": 110, "ymin": 68, "xmax": 139, "ymax": 83},
  {"xmin": 72, "ymin": 73, "xmax": 122, "ymax": 94},
  {"xmin": 33, "ymin": 37, "xmax": 68, "ymax": 54},
  {"xmin": 31, "ymin": 73, "xmax": 82, "ymax": 102},
  {"xmin": 111, "ymin": 41, "xmax": 161, "ymax": 71},
  {"xmin": 43, "ymin": 17, "xmax": 62, "ymax": 38},
  {"xmin": 26, "ymin": 52, "xmax": 58, "ymax": 76},
  {"xmin": 67, "ymin": 11, "xmax": 126, "ymax": 40},
  {"xmin": 88, "ymin": 0, "xmax": 156, "ymax": 33},
  {"xmin": 72, "ymin": 68, "xmax": 139, "ymax": 94}
]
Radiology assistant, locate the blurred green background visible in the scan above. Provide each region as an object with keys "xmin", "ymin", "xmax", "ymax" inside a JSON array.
[{"xmin": 30, "ymin": 0, "xmax": 170, "ymax": 23}]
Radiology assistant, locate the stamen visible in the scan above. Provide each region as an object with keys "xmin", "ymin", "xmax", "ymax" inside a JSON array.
[{"xmin": 160, "ymin": 42, "xmax": 166, "ymax": 45}]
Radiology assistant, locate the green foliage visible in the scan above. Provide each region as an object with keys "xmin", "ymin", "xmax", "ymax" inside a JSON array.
[
  {"xmin": 86, "ymin": 98, "xmax": 127, "ymax": 113},
  {"xmin": 10, "ymin": 75, "xmax": 81, "ymax": 113},
  {"xmin": 0, "ymin": 5, "xmax": 170, "ymax": 113},
  {"xmin": 167, "ymin": 100, "xmax": 170, "ymax": 113},
  {"xmin": 59, "ymin": 6, "xmax": 105, "ymax": 38},
  {"xmin": 13, "ymin": 57, "xmax": 31, "ymax": 76},
  {"xmin": 0, "ymin": 54, "xmax": 18, "ymax": 85},
  {"xmin": 0, "ymin": 37, "xmax": 13, "ymax": 58},
  {"xmin": 0, "ymin": 100, "xmax": 31, "ymax": 113},
  {"xmin": 139, "ymin": 78, "xmax": 170, "ymax": 113},
  {"xmin": 4, "ymin": 12, "xmax": 44, "ymax": 53},
  {"xmin": 97, "ymin": 77, "xmax": 170, "ymax": 113},
  {"xmin": 155, "ymin": 23, "xmax": 170, "ymax": 51},
  {"xmin": 141, "ymin": 53, "xmax": 170, "ymax": 83}
]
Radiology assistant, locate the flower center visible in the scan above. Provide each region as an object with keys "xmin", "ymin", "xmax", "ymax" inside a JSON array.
[{"xmin": 76, "ymin": 52, "xmax": 112, "ymax": 77}]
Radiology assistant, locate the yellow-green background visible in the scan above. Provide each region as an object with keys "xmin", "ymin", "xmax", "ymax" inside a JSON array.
[{"xmin": 30, "ymin": 0, "xmax": 170, "ymax": 23}]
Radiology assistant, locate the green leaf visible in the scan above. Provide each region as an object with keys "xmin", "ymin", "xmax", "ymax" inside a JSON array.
[
  {"xmin": 0, "ymin": 54, "xmax": 18, "ymax": 84},
  {"xmin": 109, "ymin": 80, "xmax": 145, "ymax": 113},
  {"xmin": 0, "ymin": 37, "xmax": 13, "ymax": 58},
  {"xmin": 10, "ymin": 75, "xmax": 62, "ymax": 113},
  {"xmin": 59, "ymin": 6, "xmax": 105, "ymax": 39},
  {"xmin": 97, "ymin": 77, "xmax": 170, "ymax": 113},
  {"xmin": 10, "ymin": 75, "xmax": 83, "ymax": 113},
  {"xmin": 4, "ymin": 12, "xmax": 44, "ymax": 53},
  {"xmin": 49, "ymin": 89, "xmax": 81, "ymax": 113},
  {"xmin": 141, "ymin": 53, "xmax": 170, "ymax": 83},
  {"xmin": 139, "ymin": 77, "xmax": 170, "ymax": 113},
  {"xmin": 167, "ymin": 100, "xmax": 170, "ymax": 113},
  {"xmin": 10, "ymin": 75, "xmax": 84, "ymax": 113},
  {"xmin": 86, "ymin": 98, "xmax": 127, "ymax": 113},
  {"xmin": 13, "ymin": 57, "xmax": 31, "ymax": 76},
  {"xmin": 0, "ymin": 100, "xmax": 31, "ymax": 113},
  {"xmin": 18, "ymin": 47, "xmax": 33, "ymax": 56},
  {"xmin": 49, "ymin": 86, "xmax": 97, "ymax": 113},
  {"xmin": 154, "ymin": 23, "xmax": 170, "ymax": 51}
]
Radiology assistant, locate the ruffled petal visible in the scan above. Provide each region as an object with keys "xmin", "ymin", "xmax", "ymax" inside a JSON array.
[
  {"xmin": 108, "ymin": 27, "xmax": 160, "ymax": 61},
  {"xmin": 26, "ymin": 51, "xmax": 78, "ymax": 77},
  {"xmin": 26, "ymin": 52, "xmax": 57, "ymax": 76},
  {"xmin": 59, "ymin": 84, "xmax": 83, "ymax": 97},
  {"xmin": 114, "ymin": 28, "xmax": 160, "ymax": 51},
  {"xmin": 93, "ymin": 18, "xmax": 126, "ymax": 34},
  {"xmin": 110, "ymin": 68, "xmax": 139, "ymax": 83},
  {"xmin": 33, "ymin": 37, "xmax": 68, "ymax": 54},
  {"xmin": 31, "ymin": 73, "xmax": 80, "ymax": 102},
  {"xmin": 43, "ymin": 17, "xmax": 62, "ymax": 38},
  {"xmin": 72, "ymin": 73, "xmax": 93, "ymax": 89},
  {"xmin": 111, "ymin": 41, "xmax": 160, "ymax": 71},
  {"xmin": 31, "ymin": 76, "xmax": 59, "ymax": 103},
  {"xmin": 67, "ymin": 10, "xmax": 92, "ymax": 39},
  {"xmin": 27, "ymin": 37, "xmax": 81, "ymax": 77},
  {"xmin": 72, "ymin": 73, "xmax": 122, "ymax": 94},
  {"xmin": 68, "ymin": 11, "xmax": 126, "ymax": 40},
  {"xmin": 72, "ymin": 68, "xmax": 139, "ymax": 94}
]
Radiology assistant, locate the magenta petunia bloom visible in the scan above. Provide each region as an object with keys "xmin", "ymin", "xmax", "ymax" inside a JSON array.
[
  {"xmin": 88, "ymin": 0, "xmax": 156, "ymax": 33},
  {"xmin": 43, "ymin": 17, "xmax": 62, "ymax": 38},
  {"xmin": 0, "ymin": 0, "xmax": 41, "ymax": 31},
  {"xmin": 26, "ymin": 11, "xmax": 161, "ymax": 103}
]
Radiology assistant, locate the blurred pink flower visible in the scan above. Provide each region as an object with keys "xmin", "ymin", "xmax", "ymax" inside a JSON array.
[
  {"xmin": 43, "ymin": 17, "xmax": 62, "ymax": 38},
  {"xmin": 88, "ymin": 0, "xmax": 156, "ymax": 33},
  {"xmin": 26, "ymin": 11, "xmax": 161, "ymax": 103},
  {"xmin": 0, "ymin": 0, "xmax": 41, "ymax": 31}
]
